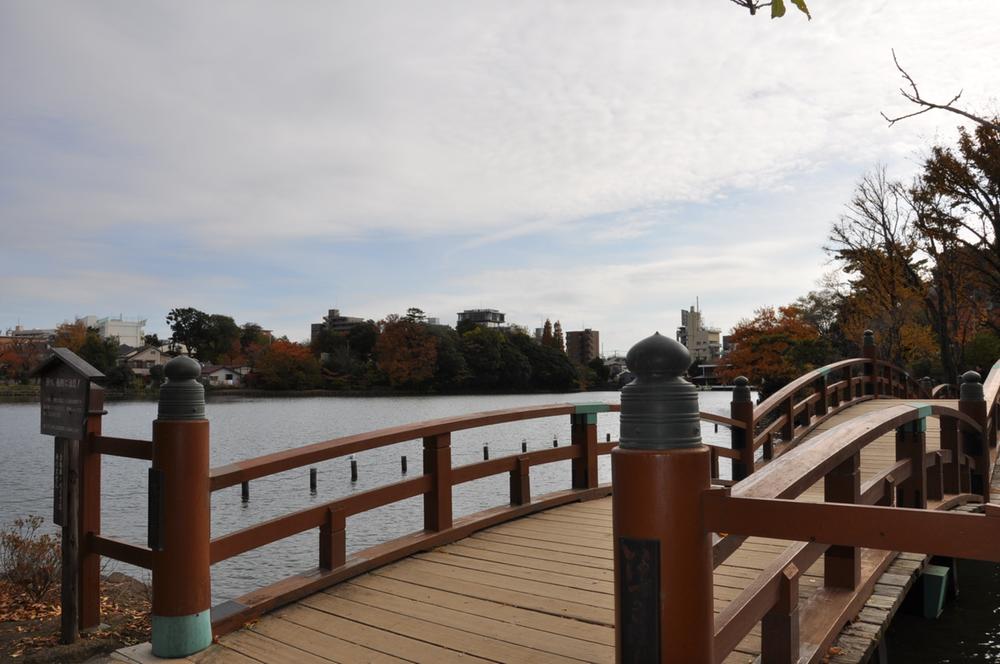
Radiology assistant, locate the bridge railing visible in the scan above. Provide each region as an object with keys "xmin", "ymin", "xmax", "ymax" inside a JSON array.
[
  {"xmin": 203, "ymin": 402, "xmax": 746, "ymax": 634},
  {"xmin": 712, "ymin": 398, "xmax": 989, "ymax": 663},
  {"xmin": 729, "ymin": 346, "xmax": 930, "ymax": 481},
  {"xmin": 609, "ymin": 332, "xmax": 1000, "ymax": 664}
]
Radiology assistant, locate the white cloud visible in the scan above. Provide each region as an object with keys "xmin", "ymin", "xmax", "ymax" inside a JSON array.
[{"xmin": 4, "ymin": 2, "xmax": 999, "ymax": 248}]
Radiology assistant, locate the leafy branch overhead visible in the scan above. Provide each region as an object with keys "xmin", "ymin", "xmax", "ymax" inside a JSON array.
[{"xmin": 728, "ymin": 0, "xmax": 810, "ymax": 19}]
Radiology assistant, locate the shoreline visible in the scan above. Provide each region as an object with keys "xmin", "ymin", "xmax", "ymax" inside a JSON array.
[{"xmin": 1, "ymin": 385, "xmax": 622, "ymax": 404}]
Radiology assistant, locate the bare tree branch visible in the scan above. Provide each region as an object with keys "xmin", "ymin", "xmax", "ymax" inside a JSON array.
[{"xmin": 882, "ymin": 49, "xmax": 1000, "ymax": 131}]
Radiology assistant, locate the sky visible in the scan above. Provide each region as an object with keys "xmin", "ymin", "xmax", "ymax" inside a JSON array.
[{"xmin": 2, "ymin": 2, "xmax": 999, "ymax": 355}]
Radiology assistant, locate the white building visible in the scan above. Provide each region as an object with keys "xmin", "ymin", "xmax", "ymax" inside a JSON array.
[
  {"xmin": 77, "ymin": 315, "xmax": 147, "ymax": 348},
  {"xmin": 676, "ymin": 304, "xmax": 721, "ymax": 363}
]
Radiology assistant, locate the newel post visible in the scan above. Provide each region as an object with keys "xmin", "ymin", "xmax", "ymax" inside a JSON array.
[
  {"xmin": 862, "ymin": 329, "xmax": 877, "ymax": 396},
  {"xmin": 612, "ymin": 332, "xmax": 713, "ymax": 664},
  {"xmin": 959, "ymin": 371, "xmax": 990, "ymax": 501},
  {"xmin": 151, "ymin": 357, "xmax": 213, "ymax": 657},
  {"xmin": 919, "ymin": 376, "xmax": 933, "ymax": 399},
  {"xmin": 730, "ymin": 376, "xmax": 755, "ymax": 480}
]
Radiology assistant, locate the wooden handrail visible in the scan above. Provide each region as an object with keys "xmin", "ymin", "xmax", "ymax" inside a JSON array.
[{"xmin": 710, "ymin": 400, "xmax": 989, "ymax": 662}]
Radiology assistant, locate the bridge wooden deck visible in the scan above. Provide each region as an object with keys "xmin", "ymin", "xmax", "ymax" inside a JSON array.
[{"xmin": 114, "ymin": 398, "xmax": 970, "ymax": 664}]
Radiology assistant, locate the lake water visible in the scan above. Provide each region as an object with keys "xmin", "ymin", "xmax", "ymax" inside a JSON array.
[
  {"xmin": 0, "ymin": 390, "xmax": 737, "ymax": 603},
  {"xmin": 5, "ymin": 391, "xmax": 995, "ymax": 662}
]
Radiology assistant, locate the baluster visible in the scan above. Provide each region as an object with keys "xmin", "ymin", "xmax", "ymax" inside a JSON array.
[
  {"xmin": 761, "ymin": 563, "xmax": 800, "ymax": 664},
  {"xmin": 730, "ymin": 377, "xmax": 755, "ymax": 480},
  {"xmin": 958, "ymin": 371, "xmax": 990, "ymax": 500},
  {"xmin": 940, "ymin": 414, "xmax": 960, "ymax": 494},
  {"xmin": 423, "ymin": 432, "xmax": 453, "ymax": 531},
  {"xmin": 815, "ymin": 374, "xmax": 828, "ymax": 419},
  {"xmin": 863, "ymin": 330, "xmax": 876, "ymax": 397},
  {"xmin": 927, "ymin": 450, "xmax": 944, "ymax": 502},
  {"xmin": 782, "ymin": 396, "xmax": 795, "ymax": 442},
  {"xmin": 895, "ymin": 415, "xmax": 927, "ymax": 509},
  {"xmin": 319, "ymin": 506, "xmax": 345, "ymax": 569},
  {"xmin": 824, "ymin": 452, "xmax": 860, "ymax": 589},
  {"xmin": 571, "ymin": 409, "xmax": 598, "ymax": 489},
  {"xmin": 509, "ymin": 455, "xmax": 531, "ymax": 505}
]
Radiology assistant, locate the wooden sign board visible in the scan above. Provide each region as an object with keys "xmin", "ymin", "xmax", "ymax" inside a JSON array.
[
  {"xmin": 40, "ymin": 363, "xmax": 92, "ymax": 440},
  {"xmin": 30, "ymin": 348, "xmax": 104, "ymax": 441}
]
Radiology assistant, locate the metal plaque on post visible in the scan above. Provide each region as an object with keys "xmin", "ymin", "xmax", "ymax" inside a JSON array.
[
  {"xmin": 53, "ymin": 439, "xmax": 67, "ymax": 525},
  {"xmin": 618, "ymin": 537, "xmax": 661, "ymax": 663}
]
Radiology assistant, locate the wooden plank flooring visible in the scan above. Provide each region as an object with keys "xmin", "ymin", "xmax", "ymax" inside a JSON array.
[{"xmin": 116, "ymin": 399, "xmax": 968, "ymax": 664}]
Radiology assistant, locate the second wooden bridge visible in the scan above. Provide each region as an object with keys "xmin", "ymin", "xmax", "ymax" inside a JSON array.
[{"xmin": 45, "ymin": 331, "xmax": 1000, "ymax": 663}]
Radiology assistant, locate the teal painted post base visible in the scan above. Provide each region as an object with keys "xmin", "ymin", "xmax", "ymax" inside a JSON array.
[
  {"xmin": 152, "ymin": 610, "xmax": 213, "ymax": 658},
  {"xmin": 922, "ymin": 564, "xmax": 950, "ymax": 619}
]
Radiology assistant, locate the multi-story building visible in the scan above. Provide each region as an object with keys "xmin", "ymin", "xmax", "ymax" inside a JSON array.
[
  {"xmin": 76, "ymin": 315, "xmax": 146, "ymax": 348},
  {"xmin": 457, "ymin": 309, "xmax": 506, "ymax": 328},
  {"xmin": 310, "ymin": 309, "xmax": 365, "ymax": 344},
  {"xmin": 566, "ymin": 329, "xmax": 600, "ymax": 365},
  {"xmin": 676, "ymin": 304, "xmax": 721, "ymax": 363}
]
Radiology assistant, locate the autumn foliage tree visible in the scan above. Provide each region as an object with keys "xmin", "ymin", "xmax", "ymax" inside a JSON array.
[
  {"xmin": 253, "ymin": 340, "xmax": 322, "ymax": 390},
  {"xmin": 374, "ymin": 316, "xmax": 438, "ymax": 388},
  {"xmin": 718, "ymin": 306, "xmax": 832, "ymax": 397}
]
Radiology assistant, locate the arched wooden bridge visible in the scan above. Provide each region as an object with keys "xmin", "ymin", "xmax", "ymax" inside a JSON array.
[{"xmin": 59, "ymin": 343, "xmax": 999, "ymax": 664}]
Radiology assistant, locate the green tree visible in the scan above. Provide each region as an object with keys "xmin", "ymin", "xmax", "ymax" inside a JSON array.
[
  {"xmin": 77, "ymin": 327, "xmax": 119, "ymax": 373},
  {"xmin": 428, "ymin": 326, "xmax": 469, "ymax": 390},
  {"xmin": 460, "ymin": 327, "xmax": 505, "ymax": 389},
  {"xmin": 509, "ymin": 332, "xmax": 578, "ymax": 392},
  {"xmin": 588, "ymin": 356, "xmax": 611, "ymax": 384},
  {"xmin": 166, "ymin": 307, "xmax": 211, "ymax": 358}
]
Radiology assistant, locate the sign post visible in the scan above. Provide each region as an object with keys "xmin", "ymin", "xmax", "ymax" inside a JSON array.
[{"xmin": 29, "ymin": 349, "xmax": 104, "ymax": 645}]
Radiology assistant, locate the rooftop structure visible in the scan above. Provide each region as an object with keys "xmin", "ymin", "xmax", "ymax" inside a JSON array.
[
  {"xmin": 310, "ymin": 309, "xmax": 365, "ymax": 345},
  {"xmin": 457, "ymin": 308, "xmax": 506, "ymax": 328}
]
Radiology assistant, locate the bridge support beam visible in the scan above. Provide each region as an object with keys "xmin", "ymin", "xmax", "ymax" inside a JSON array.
[
  {"xmin": 151, "ymin": 357, "xmax": 212, "ymax": 658},
  {"xmin": 613, "ymin": 332, "xmax": 713, "ymax": 664}
]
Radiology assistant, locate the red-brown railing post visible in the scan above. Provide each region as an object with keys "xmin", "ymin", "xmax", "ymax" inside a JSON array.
[
  {"xmin": 151, "ymin": 357, "xmax": 212, "ymax": 657},
  {"xmin": 510, "ymin": 455, "xmax": 531, "ymax": 505},
  {"xmin": 959, "ymin": 371, "xmax": 990, "ymax": 501},
  {"xmin": 79, "ymin": 385, "xmax": 105, "ymax": 631},
  {"xmin": 863, "ymin": 329, "xmax": 876, "ymax": 397},
  {"xmin": 761, "ymin": 563, "xmax": 800, "ymax": 664},
  {"xmin": 571, "ymin": 405, "xmax": 600, "ymax": 489},
  {"xmin": 781, "ymin": 395, "xmax": 795, "ymax": 444},
  {"xmin": 319, "ymin": 507, "xmax": 346, "ymax": 569},
  {"xmin": 612, "ymin": 333, "xmax": 713, "ymax": 663},
  {"xmin": 423, "ymin": 432, "xmax": 453, "ymax": 530},
  {"xmin": 895, "ymin": 411, "xmax": 928, "ymax": 509},
  {"xmin": 927, "ymin": 451, "xmax": 944, "ymax": 502},
  {"xmin": 824, "ymin": 452, "xmax": 860, "ymax": 589},
  {"xmin": 919, "ymin": 376, "xmax": 933, "ymax": 399},
  {"xmin": 730, "ymin": 377, "xmax": 754, "ymax": 481},
  {"xmin": 940, "ymin": 413, "xmax": 961, "ymax": 494},
  {"xmin": 815, "ymin": 374, "xmax": 828, "ymax": 418}
]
